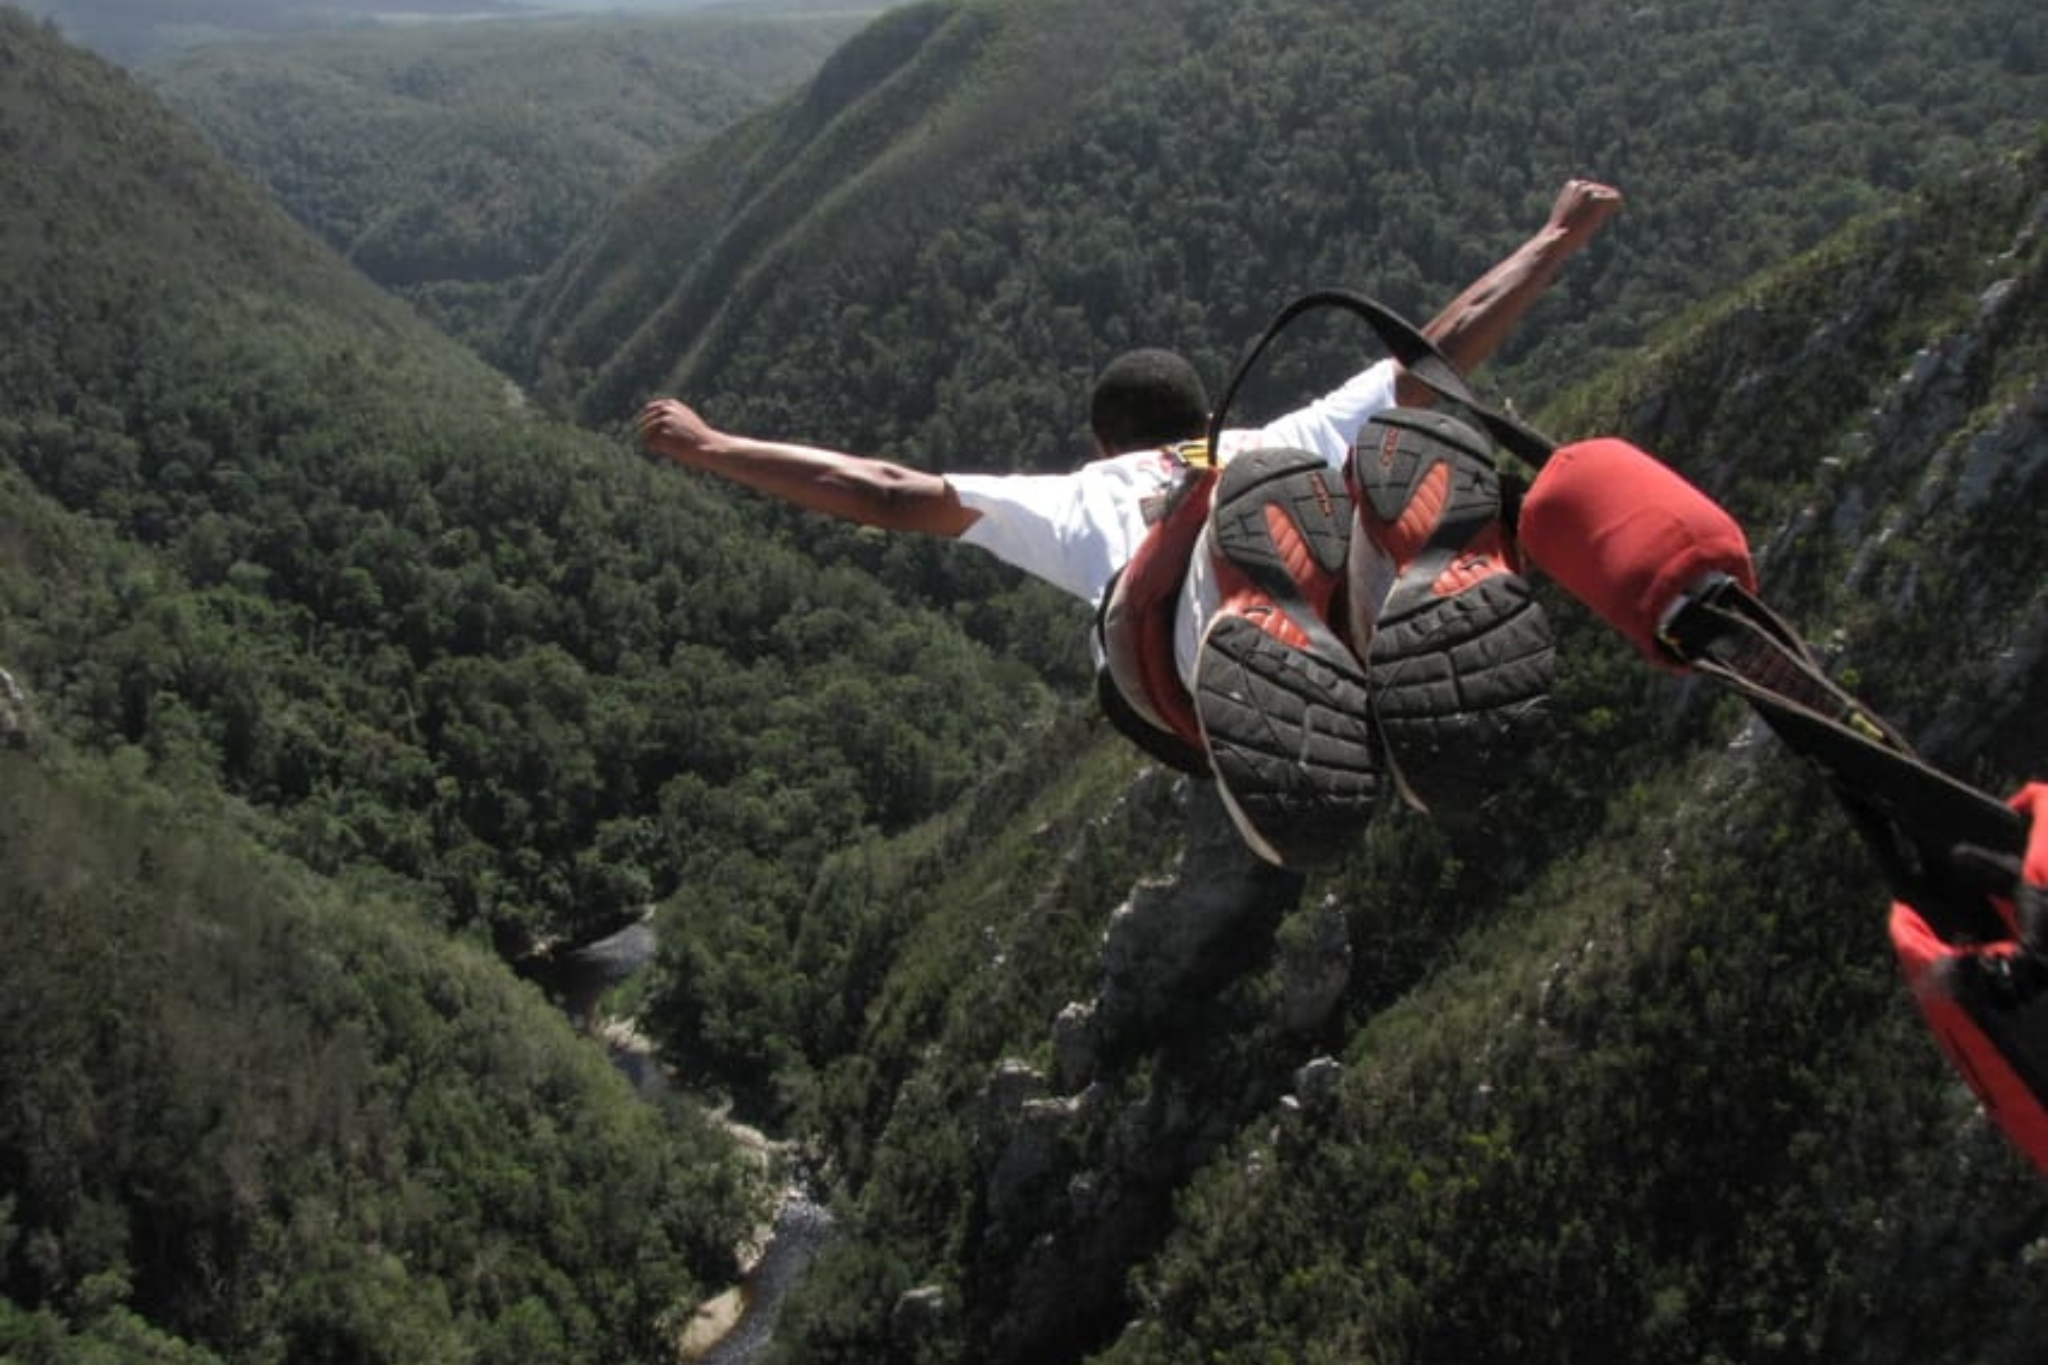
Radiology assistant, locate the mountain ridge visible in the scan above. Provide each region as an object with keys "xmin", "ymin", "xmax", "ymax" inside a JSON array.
[{"xmin": 513, "ymin": 0, "xmax": 2041, "ymax": 458}]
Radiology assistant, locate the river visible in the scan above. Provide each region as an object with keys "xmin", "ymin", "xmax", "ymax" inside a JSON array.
[
  {"xmin": 690, "ymin": 1189, "xmax": 836, "ymax": 1365},
  {"xmin": 536, "ymin": 917, "xmax": 833, "ymax": 1363}
]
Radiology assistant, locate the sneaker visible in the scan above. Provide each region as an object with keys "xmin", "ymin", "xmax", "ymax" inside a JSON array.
[
  {"xmin": 1206, "ymin": 445, "xmax": 1359, "ymax": 668},
  {"xmin": 1347, "ymin": 409, "xmax": 1555, "ymax": 811},
  {"xmin": 1347, "ymin": 408, "xmax": 1511, "ymax": 633},
  {"xmin": 1195, "ymin": 604, "xmax": 1382, "ymax": 868},
  {"xmin": 1196, "ymin": 447, "xmax": 1382, "ymax": 867}
]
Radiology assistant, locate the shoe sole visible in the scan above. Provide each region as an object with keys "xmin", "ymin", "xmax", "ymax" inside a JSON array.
[
  {"xmin": 1350, "ymin": 408, "xmax": 1505, "ymax": 624},
  {"xmin": 1196, "ymin": 611, "xmax": 1382, "ymax": 868},
  {"xmin": 1351, "ymin": 409, "xmax": 1554, "ymax": 810},
  {"xmin": 1204, "ymin": 446, "xmax": 1381, "ymax": 864},
  {"xmin": 1208, "ymin": 446, "xmax": 1363, "ymax": 671},
  {"xmin": 1367, "ymin": 574, "xmax": 1555, "ymax": 812}
]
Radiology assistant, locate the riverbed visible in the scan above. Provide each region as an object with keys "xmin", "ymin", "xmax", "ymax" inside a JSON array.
[
  {"xmin": 687, "ymin": 1189, "xmax": 835, "ymax": 1365},
  {"xmin": 545, "ymin": 918, "xmax": 834, "ymax": 1363}
]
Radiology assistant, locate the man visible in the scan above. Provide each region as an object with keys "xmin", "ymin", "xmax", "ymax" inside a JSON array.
[{"xmin": 638, "ymin": 178, "xmax": 1622, "ymax": 866}]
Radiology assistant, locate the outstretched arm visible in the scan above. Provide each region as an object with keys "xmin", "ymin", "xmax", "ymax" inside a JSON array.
[
  {"xmin": 1400, "ymin": 177, "xmax": 1623, "ymax": 404},
  {"xmin": 636, "ymin": 398, "xmax": 980, "ymax": 538}
]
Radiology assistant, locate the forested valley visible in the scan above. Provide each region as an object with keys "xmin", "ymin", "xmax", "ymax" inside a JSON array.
[
  {"xmin": 142, "ymin": 7, "xmax": 873, "ymax": 354},
  {"xmin": 1, "ymin": 1, "xmax": 2044, "ymax": 1362}
]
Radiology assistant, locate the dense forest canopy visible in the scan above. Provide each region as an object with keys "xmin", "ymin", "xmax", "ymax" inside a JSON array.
[
  {"xmin": 0, "ymin": 3, "xmax": 1037, "ymax": 960},
  {"xmin": 0, "ymin": 0, "xmax": 2043, "ymax": 1361},
  {"xmin": 145, "ymin": 8, "xmax": 872, "ymax": 352},
  {"xmin": 519, "ymin": 0, "xmax": 2041, "ymax": 462},
  {"xmin": 0, "ymin": 742, "xmax": 759, "ymax": 1364}
]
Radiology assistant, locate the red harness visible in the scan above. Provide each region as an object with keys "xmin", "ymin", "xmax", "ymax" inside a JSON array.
[
  {"xmin": 1890, "ymin": 782, "xmax": 2048, "ymax": 1174},
  {"xmin": 1094, "ymin": 458, "xmax": 1218, "ymax": 769}
]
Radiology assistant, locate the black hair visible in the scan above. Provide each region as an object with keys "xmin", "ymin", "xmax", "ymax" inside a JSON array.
[{"xmin": 1088, "ymin": 348, "xmax": 1209, "ymax": 453}]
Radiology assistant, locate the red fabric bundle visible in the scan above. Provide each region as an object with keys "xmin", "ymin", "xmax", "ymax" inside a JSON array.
[{"xmin": 1518, "ymin": 438, "xmax": 1756, "ymax": 664}]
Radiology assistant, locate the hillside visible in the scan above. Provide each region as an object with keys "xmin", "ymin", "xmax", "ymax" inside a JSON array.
[
  {"xmin": 512, "ymin": 0, "xmax": 2042, "ymax": 452},
  {"xmin": 734, "ymin": 142, "xmax": 2048, "ymax": 1365},
  {"xmin": 0, "ymin": 736, "xmax": 758, "ymax": 1363},
  {"xmin": 0, "ymin": 11, "xmax": 1042, "ymax": 1358},
  {"xmin": 0, "ymin": 1, "xmax": 1035, "ymax": 959},
  {"xmin": 0, "ymin": 9, "xmax": 765, "ymax": 1359},
  {"xmin": 144, "ymin": 8, "xmax": 873, "ymax": 354}
]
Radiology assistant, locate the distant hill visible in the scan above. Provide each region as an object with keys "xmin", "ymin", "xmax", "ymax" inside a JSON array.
[
  {"xmin": 145, "ymin": 8, "xmax": 873, "ymax": 353},
  {"xmin": 11, "ymin": 0, "xmax": 532, "ymax": 62}
]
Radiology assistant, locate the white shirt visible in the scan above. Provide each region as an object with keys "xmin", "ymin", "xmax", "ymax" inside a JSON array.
[{"xmin": 949, "ymin": 359, "xmax": 1400, "ymax": 690}]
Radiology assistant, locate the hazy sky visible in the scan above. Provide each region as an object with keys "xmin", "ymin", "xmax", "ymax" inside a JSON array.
[
  {"xmin": 13, "ymin": 0, "xmax": 768, "ymax": 63},
  {"xmin": 14, "ymin": 0, "xmax": 740, "ymax": 18}
]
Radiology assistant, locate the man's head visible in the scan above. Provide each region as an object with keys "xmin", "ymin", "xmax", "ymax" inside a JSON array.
[{"xmin": 1089, "ymin": 348, "xmax": 1209, "ymax": 454}]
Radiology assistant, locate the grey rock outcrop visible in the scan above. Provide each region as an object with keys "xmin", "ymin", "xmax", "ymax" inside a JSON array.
[
  {"xmin": 969, "ymin": 780, "xmax": 1336, "ymax": 1365},
  {"xmin": 0, "ymin": 667, "xmax": 30, "ymax": 751},
  {"xmin": 1276, "ymin": 894, "xmax": 1353, "ymax": 1036},
  {"xmin": 1061, "ymin": 782, "xmax": 1305, "ymax": 1087}
]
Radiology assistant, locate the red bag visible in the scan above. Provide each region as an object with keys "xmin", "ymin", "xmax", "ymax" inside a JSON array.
[{"xmin": 1517, "ymin": 438, "xmax": 1756, "ymax": 666}]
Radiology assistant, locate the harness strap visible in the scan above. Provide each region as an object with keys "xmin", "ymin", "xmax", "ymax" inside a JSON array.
[{"xmin": 1207, "ymin": 289, "xmax": 1559, "ymax": 471}]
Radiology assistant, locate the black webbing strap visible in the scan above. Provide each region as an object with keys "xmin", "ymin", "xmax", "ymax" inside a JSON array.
[
  {"xmin": 1205, "ymin": 288, "xmax": 1559, "ymax": 470},
  {"xmin": 1664, "ymin": 581, "xmax": 2025, "ymax": 942}
]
